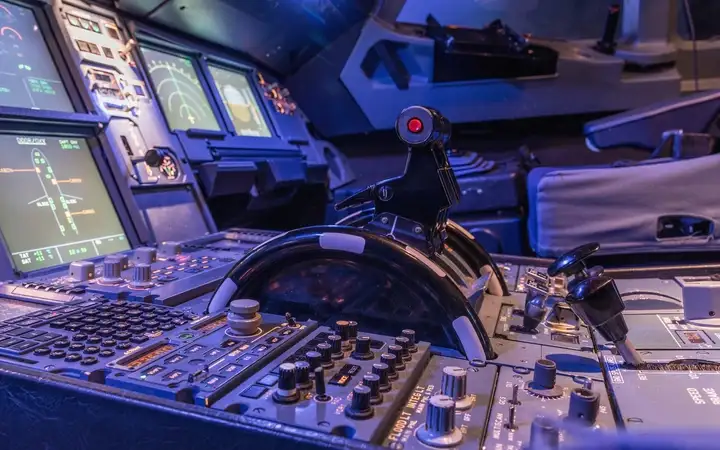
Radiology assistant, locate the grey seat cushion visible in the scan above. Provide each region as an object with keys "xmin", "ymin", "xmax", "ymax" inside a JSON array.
[{"xmin": 527, "ymin": 154, "xmax": 720, "ymax": 257}]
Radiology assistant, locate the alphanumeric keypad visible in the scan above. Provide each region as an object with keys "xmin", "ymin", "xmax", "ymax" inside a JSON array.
[{"xmin": 0, "ymin": 299, "xmax": 189, "ymax": 357}]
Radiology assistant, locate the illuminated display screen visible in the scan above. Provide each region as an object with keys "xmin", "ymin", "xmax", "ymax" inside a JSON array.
[
  {"xmin": 140, "ymin": 46, "xmax": 219, "ymax": 131},
  {"xmin": 208, "ymin": 65, "xmax": 271, "ymax": 137},
  {"xmin": 118, "ymin": 343, "xmax": 175, "ymax": 370},
  {"xmin": 0, "ymin": 134, "xmax": 130, "ymax": 271},
  {"xmin": 0, "ymin": 1, "xmax": 73, "ymax": 111},
  {"xmin": 192, "ymin": 314, "xmax": 227, "ymax": 332}
]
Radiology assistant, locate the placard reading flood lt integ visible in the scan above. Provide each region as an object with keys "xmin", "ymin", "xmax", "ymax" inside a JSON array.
[{"xmin": 0, "ymin": 134, "xmax": 130, "ymax": 271}]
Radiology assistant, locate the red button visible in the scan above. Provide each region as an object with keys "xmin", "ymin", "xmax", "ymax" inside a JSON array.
[{"xmin": 407, "ymin": 118, "xmax": 423, "ymax": 134}]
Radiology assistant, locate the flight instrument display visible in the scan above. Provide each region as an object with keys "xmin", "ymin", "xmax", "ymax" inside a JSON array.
[
  {"xmin": 209, "ymin": 65, "xmax": 271, "ymax": 137},
  {"xmin": 0, "ymin": 1, "xmax": 74, "ymax": 111},
  {"xmin": 0, "ymin": 134, "xmax": 130, "ymax": 272},
  {"xmin": 140, "ymin": 46, "xmax": 220, "ymax": 132}
]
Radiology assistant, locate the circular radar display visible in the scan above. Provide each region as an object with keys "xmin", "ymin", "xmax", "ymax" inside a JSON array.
[
  {"xmin": 159, "ymin": 155, "xmax": 178, "ymax": 180},
  {"xmin": 141, "ymin": 46, "xmax": 220, "ymax": 132}
]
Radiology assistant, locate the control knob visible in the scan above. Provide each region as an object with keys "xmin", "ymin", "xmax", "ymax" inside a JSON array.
[
  {"xmin": 158, "ymin": 241, "xmax": 181, "ymax": 258},
  {"xmin": 133, "ymin": 247, "xmax": 157, "ymax": 265},
  {"xmin": 295, "ymin": 361, "xmax": 311, "ymax": 389},
  {"xmin": 100, "ymin": 258, "xmax": 123, "ymax": 284},
  {"xmin": 394, "ymin": 336, "xmax": 412, "ymax": 361},
  {"xmin": 440, "ymin": 366, "xmax": 472, "ymax": 410},
  {"xmin": 371, "ymin": 363, "xmax": 391, "ymax": 392},
  {"xmin": 363, "ymin": 374, "xmax": 383, "ymax": 404},
  {"xmin": 352, "ymin": 336, "xmax": 373, "ymax": 360},
  {"xmin": 316, "ymin": 342, "xmax": 334, "ymax": 368},
  {"xmin": 273, "ymin": 363, "xmax": 300, "ymax": 403},
  {"xmin": 345, "ymin": 385, "xmax": 374, "ymax": 419},
  {"xmin": 527, "ymin": 359, "xmax": 562, "ymax": 398},
  {"xmin": 401, "ymin": 329, "xmax": 417, "ymax": 352},
  {"xmin": 347, "ymin": 321, "xmax": 358, "ymax": 341},
  {"xmin": 129, "ymin": 264, "xmax": 153, "ymax": 289},
  {"xmin": 380, "ymin": 353, "xmax": 399, "ymax": 380},
  {"xmin": 416, "ymin": 395, "xmax": 463, "ymax": 448},
  {"xmin": 226, "ymin": 299, "xmax": 262, "ymax": 337},
  {"xmin": 335, "ymin": 320, "xmax": 352, "ymax": 350},
  {"xmin": 387, "ymin": 345, "xmax": 406, "ymax": 370},
  {"xmin": 327, "ymin": 334, "xmax": 343, "ymax": 359},
  {"xmin": 567, "ymin": 388, "xmax": 600, "ymax": 425},
  {"xmin": 528, "ymin": 415, "xmax": 560, "ymax": 450},
  {"xmin": 306, "ymin": 351, "xmax": 322, "ymax": 372},
  {"xmin": 68, "ymin": 261, "xmax": 95, "ymax": 282}
]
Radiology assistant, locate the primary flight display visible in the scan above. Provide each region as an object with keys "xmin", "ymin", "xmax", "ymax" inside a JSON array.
[{"xmin": 0, "ymin": 1, "xmax": 74, "ymax": 111}]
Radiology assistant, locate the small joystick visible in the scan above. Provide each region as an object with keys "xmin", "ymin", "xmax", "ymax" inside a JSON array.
[
  {"xmin": 547, "ymin": 243, "xmax": 604, "ymax": 291},
  {"xmin": 314, "ymin": 366, "xmax": 330, "ymax": 402},
  {"xmin": 144, "ymin": 148, "xmax": 165, "ymax": 168},
  {"xmin": 566, "ymin": 275, "xmax": 644, "ymax": 366}
]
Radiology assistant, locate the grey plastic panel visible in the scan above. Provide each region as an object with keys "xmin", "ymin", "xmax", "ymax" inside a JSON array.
[
  {"xmin": 212, "ymin": 326, "xmax": 432, "ymax": 443},
  {"xmin": 484, "ymin": 367, "xmax": 615, "ymax": 450},
  {"xmin": 601, "ymin": 350, "xmax": 720, "ymax": 429}
]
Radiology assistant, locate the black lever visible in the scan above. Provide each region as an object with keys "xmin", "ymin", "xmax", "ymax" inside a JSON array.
[
  {"xmin": 335, "ymin": 106, "xmax": 460, "ymax": 255},
  {"xmin": 565, "ymin": 275, "xmax": 644, "ymax": 366},
  {"xmin": 594, "ymin": 4, "xmax": 621, "ymax": 55},
  {"xmin": 547, "ymin": 242, "xmax": 604, "ymax": 291}
]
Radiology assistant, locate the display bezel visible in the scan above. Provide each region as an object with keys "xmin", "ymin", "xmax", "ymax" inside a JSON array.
[
  {"xmin": 0, "ymin": 0, "xmax": 89, "ymax": 117},
  {"xmin": 0, "ymin": 124, "xmax": 140, "ymax": 278}
]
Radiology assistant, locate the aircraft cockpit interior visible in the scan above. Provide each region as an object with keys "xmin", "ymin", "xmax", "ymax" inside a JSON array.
[{"xmin": 0, "ymin": 1, "xmax": 719, "ymax": 449}]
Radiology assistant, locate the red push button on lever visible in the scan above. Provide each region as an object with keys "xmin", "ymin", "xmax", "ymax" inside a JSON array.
[{"xmin": 407, "ymin": 118, "xmax": 423, "ymax": 134}]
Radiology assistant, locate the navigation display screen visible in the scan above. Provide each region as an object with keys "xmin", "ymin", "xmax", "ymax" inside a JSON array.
[
  {"xmin": 208, "ymin": 65, "xmax": 271, "ymax": 137},
  {"xmin": 140, "ymin": 47, "xmax": 220, "ymax": 131},
  {"xmin": 0, "ymin": 134, "xmax": 130, "ymax": 271},
  {"xmin": 0, "ymin": 1, "xmax": 74, "ymax": 111}
]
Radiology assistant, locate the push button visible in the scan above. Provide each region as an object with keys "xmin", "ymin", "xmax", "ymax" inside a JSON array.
[
  {"xmin": 257, "ymin": 374, "xmax": 278, "ymax": 386},
  {"xmin": 64, "ymin": 353, "xmax": 82, "ymax": 362},
  {"xmin": 10, "ymin": 340, "xmax": 36, "ymax": 352},
  {"xmin": 98, "ymin": 349, "xmax": 115, "ymax": 358},
  {"xmin": 163, "ymin": 369, "xmax": 186, "ymax": 381},
  {"xmin": 165, "ymin": 354, "xmax": 186, "ymax": 364},
  {"xmin": 34, "ymin": 347, "xmax": 51, "ymax": 356},
  {"xmin": 80, "ymin": 356, "xmax": 98, "ymax": 365},
  {"xmin": 143, "ymin": 365, "xmax": 165, "ymax": 376},
  {"xmin": 49, "ymin": 349, "xmax": 66, "ymax": 359},
  {"xmin": 240, "ymin": 385, "xmax": 267, "ymax": 399},
  {"xmin": 203, "ymin": 375, "xmax": 225, "ymax": 389}
]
